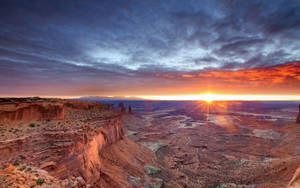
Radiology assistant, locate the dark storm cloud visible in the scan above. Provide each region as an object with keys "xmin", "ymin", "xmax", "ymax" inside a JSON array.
[{"xmin": 0, "ymin": 0, "xmax": 300, "ymax": 96}]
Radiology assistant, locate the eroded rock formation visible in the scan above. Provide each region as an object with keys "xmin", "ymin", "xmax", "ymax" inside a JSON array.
[
  {"xmin": 128, "ymin": 105, "xmax": 132, "ymax": 114},
  {"xmin": 0, "ymin": 98, "xmax": 106, "ymax": 124},
  {"xmin": 118, "ymin": 102, "xmax": 126, "ymax": 113},
  {"xmin": 288, "ymin": 165, "xmax": 300, "ymax": 188},
  {"xmin": 297, "ymin": 105, "xmax": 300, "ymax": 123},
  {"xmin": 121, "ymin": 102, "xmax": 300, "ymax": 188},
  {"xmin": 0, "ymin": 102, "xmax": 64, "ymax": 123},
  {"xmin": 0, "ymin": 98, "xmax": 157, "ymax": 187}
]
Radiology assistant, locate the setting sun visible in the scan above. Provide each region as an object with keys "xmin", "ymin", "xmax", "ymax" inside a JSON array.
[
  {"xmin": 202, "ymin": 94, "xmax": 214, "ymax": 103},
  {"xmin": 205, "ymin": 99, "xmax": 213, "ymax": 103},
  {"xmin": 139, "ymin": 94, "xmax": 300, "ymax": 101}
]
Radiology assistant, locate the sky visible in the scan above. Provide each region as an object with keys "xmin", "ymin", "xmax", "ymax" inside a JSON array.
[{"xmin": 0, "ymin": 0, "xmax": 300, "ymax": 99}]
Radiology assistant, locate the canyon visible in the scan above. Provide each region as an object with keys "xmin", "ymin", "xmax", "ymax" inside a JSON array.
[
  {"xmin": 0, "ymin": 98, "xmax": 159, "ymax": 188},
  {"xmin": 0, "ymin": 98, "xmax": 300, "ymax": 188},
  {"xmin": 120, "ymin": 101, "xmax": 300, "ymax": 188}
]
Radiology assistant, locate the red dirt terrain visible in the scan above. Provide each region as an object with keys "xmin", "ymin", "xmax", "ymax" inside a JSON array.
[
  {"xmin": 1, "ymin": 98, "xmax": 300, "ymax": 188},
  {"xmin": 122, "ymin": 102, "xmax": 300, "ymax": 188},
  {"xmin": 0, "ymin": 98, "xmax": 158, "ymax": 188}
]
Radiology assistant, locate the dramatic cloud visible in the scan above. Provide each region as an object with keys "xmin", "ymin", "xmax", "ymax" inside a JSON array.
[{"xmin": 0, "ymin": 0, "xmax": 299, "ymax": 96}]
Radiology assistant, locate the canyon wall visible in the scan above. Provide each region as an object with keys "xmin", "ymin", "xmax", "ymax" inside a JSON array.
[
  {"xmin": 0, "ymin": 98, "xmax": 156, "ymax": 187},
  {"xmin": 0, "ymin": 102, "xmax": 64, "ymax": 123},
  {"xmin": 288, "ymin": 165, "xmax": 300, "ymax": 188},
  {"xmin": 0, "ymin": 98, "xmax": 106, "ymax": 124},
  {"xmin": 47, "ymin": 114, "xmax": 124, "ymax": 184}
]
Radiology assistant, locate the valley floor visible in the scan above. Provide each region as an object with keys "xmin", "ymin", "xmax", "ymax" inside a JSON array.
[{"xmin": 122, "ymin": 107, "xmax": 300, "ymax": 188}]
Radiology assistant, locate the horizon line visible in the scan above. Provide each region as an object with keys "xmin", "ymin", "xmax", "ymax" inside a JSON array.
[
  {"xmin": 1, "ymin": 94, "xmax": 300, "ymax": 101},
  {"xmin": 138, "ymin": 94, "xmax": 300, "ymax": 101}
]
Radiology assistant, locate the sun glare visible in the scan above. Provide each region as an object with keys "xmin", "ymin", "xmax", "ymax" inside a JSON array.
[
  {"xmin": 139, "ymin": 94, "xmax": 300, "ymax": 101},
  {"xmin": 202, "ymin": 94, "xmax": 214, "ymax": 103}
]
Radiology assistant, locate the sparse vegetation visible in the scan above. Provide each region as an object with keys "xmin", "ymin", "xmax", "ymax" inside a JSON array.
[
  {"xmin": 36, "ymin": 178, "xmax": 44, "ymax": 185},
  {"xmin": 29, "ymin": 123, "xmax": 35, "ymax": 128},
  {"xmin": 13, "ymin": 161, "xmax": 19, "ymax": 166},
  {"xmin": 18, "ymin": 166, "xmax": 26, "ymax": 171}
]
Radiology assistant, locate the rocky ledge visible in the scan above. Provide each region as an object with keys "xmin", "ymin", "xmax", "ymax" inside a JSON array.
[{"xmin": 0, "ymin": 98, "xmax": 157, "ymax": 188}]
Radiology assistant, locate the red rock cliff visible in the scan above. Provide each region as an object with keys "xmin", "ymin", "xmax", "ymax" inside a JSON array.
[
  {"xmin": 0, "ymin": 102, "xmax": 64, "ymax": 123},
  {"xmin": 46, "ymin": 114, "xmax": 124, "ymax": 184},
  {"xmin": 0, "ymin": 98, "xmax": 106, "ymax": 124},
  {"xmin": 0, "ymin": 98, "xmax": 155, "ymax": 187}
]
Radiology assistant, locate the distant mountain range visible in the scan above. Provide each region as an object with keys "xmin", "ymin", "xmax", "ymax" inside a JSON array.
[{"xmin": 78, "ymin": 96, "xmax": 146, "ymax": 100}]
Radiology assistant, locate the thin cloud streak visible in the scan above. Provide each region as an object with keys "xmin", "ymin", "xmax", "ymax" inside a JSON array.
[{"xmin": 0, "ymin": 0, "xmax": 300, "ymax": 96}]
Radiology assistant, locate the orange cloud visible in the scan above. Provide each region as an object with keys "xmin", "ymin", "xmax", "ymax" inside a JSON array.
[
  {"xmin": 195, "ymin": 62, "xmax": 300, "ymax": 85},
  {"xmin": 153, "ymin": 62, "xmax": 300, "ymax": 95},
  {"xmin": 182, "ymin": 74, "xmax": 195, "ymax": 78}
]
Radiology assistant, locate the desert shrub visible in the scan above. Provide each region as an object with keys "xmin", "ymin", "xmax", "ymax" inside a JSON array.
[
  {"xmin": 13, "ymin": 161, "xmax": 19, "ymax": 166},
  {"xmin": 29, "ymin": 123, "xmax": 35, "ymax": 128},
  {"xmin": 18, "ymin": 166, "xmax": 26, "ymax": 171},
  {"xmin": 36, "ymin": 179, "xmax": 44, "ymax": 185}
]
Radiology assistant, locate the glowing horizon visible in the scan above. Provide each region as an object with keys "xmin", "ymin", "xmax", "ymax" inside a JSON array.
[
  {"xmin": 138, "ymin": 94, "xmax": 300, "ymax": 101},
  {"xmin": 1, "ymin": 93, "xmax": 300, "ymax": 101}
]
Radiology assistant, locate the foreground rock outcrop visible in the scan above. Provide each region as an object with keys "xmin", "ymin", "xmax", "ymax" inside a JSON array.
[
  {"xmin": 0, "ymin": 98, "xmax": 157, "ymax": 187},
  {"xmin": 288, "ymin": 165, "xmax": 300, "ymax": 188}
]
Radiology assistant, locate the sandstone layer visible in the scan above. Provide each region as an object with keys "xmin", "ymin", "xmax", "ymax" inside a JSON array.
[
  {"xmin": 0, "ymin": 98, "xmax": 157, "ymax": 188},
  {"xmin": 0, "ymin": 97, "xmax": 107, "ymax": 124}
]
